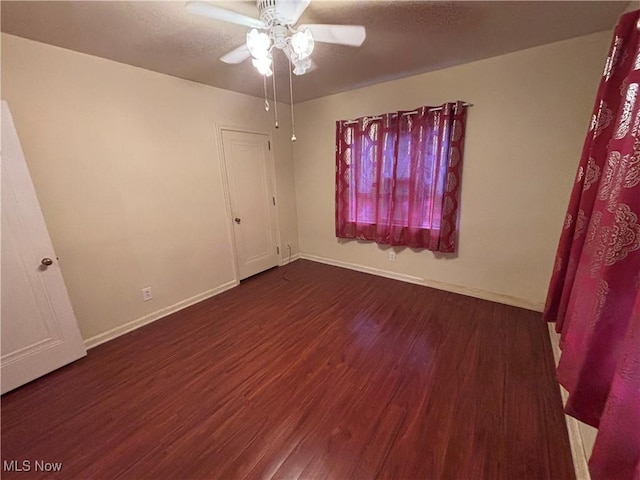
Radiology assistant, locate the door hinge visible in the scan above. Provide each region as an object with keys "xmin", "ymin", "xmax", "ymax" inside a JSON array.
[
  {"xmin": 272, "ymin": 196, "xmax": 276, "ymax": 206},
  {"xmin": 268, "ymin": 140, "xmax": 271, "ymax": 150},
  {"xmin": 277, "ymin": 246, "xmax": 280, "ymax": 254}
]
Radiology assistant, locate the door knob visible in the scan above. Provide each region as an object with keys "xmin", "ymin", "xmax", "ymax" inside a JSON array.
[
  {"xmin": 41, "ymin": 258, "xmax": 53, "ymax": 266},
  {"xmin": 234, "ymin": 217, "xmax": 241, "ymax": 224}
]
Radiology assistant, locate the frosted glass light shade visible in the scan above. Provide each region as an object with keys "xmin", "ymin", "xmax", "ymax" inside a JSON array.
[
  {"xmin": 291, "ymin": 29, "xmax": 314, "ymax": 60},
  {"xmin": 293, "ymin": 57, "xmax": 311, "ymax": 75},
  {"xmin": 252, "ymin": 56, "xmax": 273, "ymax": 76},
  {"xmin": 247, "ymin": 29, "xmax": 271, "ymax": 59}
]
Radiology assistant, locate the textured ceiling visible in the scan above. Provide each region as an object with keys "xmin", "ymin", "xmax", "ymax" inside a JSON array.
[{"xmin": 1, "ymin": 1, "xmax": 628, "ymax": 103}]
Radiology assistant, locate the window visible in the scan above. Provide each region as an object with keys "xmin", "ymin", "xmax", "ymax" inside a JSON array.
[{"xmin": 335, "ymin": 102, "xmax": 467, "ymax": 252}]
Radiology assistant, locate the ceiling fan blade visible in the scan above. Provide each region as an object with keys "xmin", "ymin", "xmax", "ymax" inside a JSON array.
[
  {"xmin": 186, "ymin": 1, "xmax": 266, "ymax": 29},
  {"xmin": 276, "ymin": 0, "xmax": 311, "ymax": 25},
  {"xmin": 220, "ymin": 44, "xmax": 251, "ymax": 64},
  {"xmin": 299, "ymin": 24, "xmax": 366, "ymax": 47}
]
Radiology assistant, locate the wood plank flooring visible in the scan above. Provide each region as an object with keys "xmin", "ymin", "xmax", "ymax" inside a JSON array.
[{"xmin": 1, "ymin": 260, "xmax": 574, "ymax": 479}]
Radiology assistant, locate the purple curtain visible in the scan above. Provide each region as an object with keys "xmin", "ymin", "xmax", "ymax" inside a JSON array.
[
  {"xmin": 335, "ymin": 102, "xmax": 467, "ymax": 252},
  {"xmin": 544, "ymin": 10, "xmax": 640, "ymax": 480}
]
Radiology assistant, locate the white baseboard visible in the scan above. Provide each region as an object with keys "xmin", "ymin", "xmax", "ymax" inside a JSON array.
[
  {"xmin": 280, "ymin": 252, "xmax": 301, "ymax": 265},
  {"xmin": 84, "ymin": 280, "xmax": 238, "ymax": 349},
  {"xmin": 299, "ymin": 253, "xmax": 545, "ymax": 312},
  {"xmin": 547, "ymin": 323, "xmax": 592, "ymax": 480}
]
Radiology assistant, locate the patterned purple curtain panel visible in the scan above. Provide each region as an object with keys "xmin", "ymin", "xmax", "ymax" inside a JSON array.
[
  {"xmin": 544, "ymin": 10, "xmax": 640, "ymax": 480},
  {"xmin": 335, "ymin": 102, "xmax": 467, "ymax": 252}
]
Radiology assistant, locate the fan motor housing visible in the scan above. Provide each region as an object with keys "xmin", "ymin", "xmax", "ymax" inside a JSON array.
[
  {"xmin": 258, "ymin": 0, "xmax": 301, "ymax": 27},
  {"xmin": 257, "ymin": 0, "xmax": 279, "ymax": 26}
]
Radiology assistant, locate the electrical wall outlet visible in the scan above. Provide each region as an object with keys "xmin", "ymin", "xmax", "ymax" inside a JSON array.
[
  {"xmin": 388, "ymin": 251, "xmax": 396, "ymax": 262},
  {"xmin": 141, "ymin": 287, "xmax": 153, "ymax": 302},
  {"xmin": 286, "ymin": 241, "xmax": 293, "ymax": 251}
]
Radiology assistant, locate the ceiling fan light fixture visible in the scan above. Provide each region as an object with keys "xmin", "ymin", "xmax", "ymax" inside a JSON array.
[
  {"xmin": 246, "ymin": 29, "xmax": 271, "ymax": 59},
  {"xmin": 188, "ymin": 0, "xmax": 367, "ymax": 142},
  {"xmin": 252, "ymin": 56, "xmax": 273, "ymax": 76},
  {"xmin": 291, "ymin": 28, "xmax": 314, "ymax": 60}
]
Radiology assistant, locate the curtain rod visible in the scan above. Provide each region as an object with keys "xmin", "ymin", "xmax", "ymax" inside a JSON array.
[{"xmin": 342, "ymin": 102, "xmax": 473, "ymax": 125}]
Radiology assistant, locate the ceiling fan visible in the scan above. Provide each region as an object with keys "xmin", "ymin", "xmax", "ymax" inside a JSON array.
[{"xmin": 185, "ymin": 0, "xmax": 367, "ymax": 76}]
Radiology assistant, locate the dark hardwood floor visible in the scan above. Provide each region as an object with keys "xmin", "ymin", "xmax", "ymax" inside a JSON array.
[{"xmin": 1, "ymin": 260, "xmax": 574, "ymax": 480}]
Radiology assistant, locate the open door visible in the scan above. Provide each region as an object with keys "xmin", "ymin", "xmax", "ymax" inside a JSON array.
[{"xmin": 1, "ymin": 101, "xmax": 87, "ymax": 394}]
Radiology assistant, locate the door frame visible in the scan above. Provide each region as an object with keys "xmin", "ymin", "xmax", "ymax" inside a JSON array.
[{"xmin": 214, "ymin": 123, "xmax": 283, "ymax": 282}]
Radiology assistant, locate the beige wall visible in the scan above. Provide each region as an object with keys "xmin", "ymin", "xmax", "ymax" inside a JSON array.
[
  {"xmin": 625, "ymin": 1, "xmax": 640, "ymax": 13},
  {"xmin": 292, "ymin": 31, "xmax": 611, "ymax": 310},
  {"xmin": 1, "ymin": 33, "xmax": 298, "ymax": 343},
  {"xmin": 0, "ymin": 28, "xmax": 613, "ymax": 345}
]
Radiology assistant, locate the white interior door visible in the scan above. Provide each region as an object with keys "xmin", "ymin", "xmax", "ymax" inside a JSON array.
[
  {"xmin": 1, "ymin": 101, "xmax": 86, "ymax": 394},
  {"xmin": 221, "ymin": 129, "xmax": 279, "ymax": 280}
]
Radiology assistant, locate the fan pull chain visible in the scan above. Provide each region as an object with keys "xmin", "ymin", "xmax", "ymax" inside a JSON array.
[
  {"xmin": 271, "ymin": 61, "xmax": 279, "ymax": 129},
  {"xmin": 288, "ymin": 56, "xmax": 296, "ymax": 142},
  {"xmin": 263, "ymin": 75, "xmax": 269, "ymax": 112}
]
